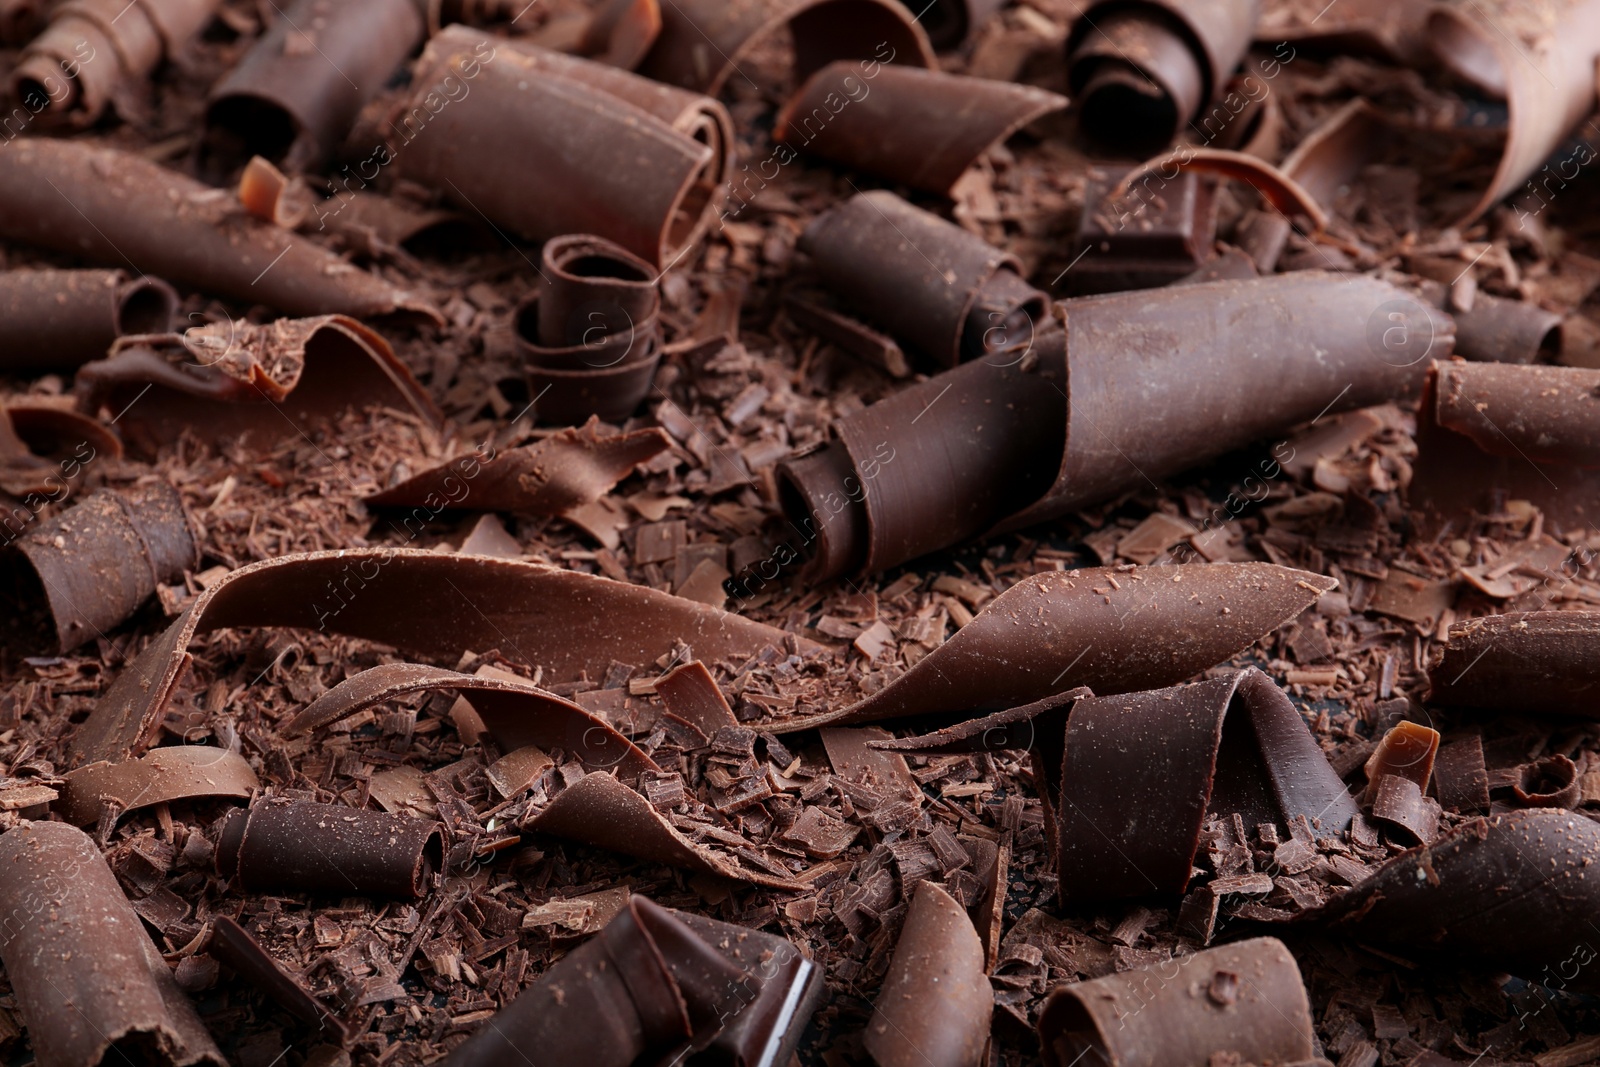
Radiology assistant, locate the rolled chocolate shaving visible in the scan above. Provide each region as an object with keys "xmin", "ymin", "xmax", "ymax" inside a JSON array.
[
  {"xmin": 638, "ymin": 0, "xmax": 935, "ymax": 95},
  {"xmin": 1410, "ymin": 361, "xmax": 1600, "ymax": 533},
  {"xmin": 655, "ymin": 659, "xmax": 739, "ymax": 735},
  {"xmin": 865, "ymin": 880, "xmax": 991, "ymax": 1067},
  {"xmin": 1109, "ymin": 147, "xmax": 1329, "ymax": 233},
  {"xmin": 0, "ymin": 268, "xmax": 178, "ymax": 372},
  {"xmin": 202, "ymin": 0, "xmax": 426, "ymax": 176},
  {"xmin": 775, "ymin": 563, "xmax": 1334, "ymax": 731},
  {"xmin": 0, "ymin": 139, "xmax": 439, "ymax": 322},
  {"xmin": 217, "ymin": 796, "xmax": 444, "ymax": 898},
  {"xmin": 57, "ymin": 745, "xmax": 259, "ymax": 826},
  {"xmin": 516, "ymin": 308, "xmax": 665, "ymax": 425},
  {"xmin": 365, "ymin": 421, "xmax": 671, "ymax": 515},
  {"xmin": 67, "ymin": 549, "xmax": 794, "ymax": 767},
  {"xmin": 0, "ymin": 404, "xmax": 122, "ymax": 498},
  {"xmin": 76, "ymin": 315, "xmax": 443, "ymax": 456},
  {"xmin": 208, "ymin": 917, "xmax": 351, "ymax": 1044},
  {"xmin": 1430, "ymin": 612, "xmax": 1600, "ymax": 717},
  {"xmin": 286, "ymin": 661, "xmax": 658, "ymax": 778},
  {"xmin": 1362, "ymin": 720, "xmax": 1439, "ymax": 802},
  {"xmin": 0, "ymin": 480, "xmax": 199, "ymax": 654},
  {"xmin": 902, "ymin": 0, "xmax": 1004, "ymax": 50},
  {"xmin": 534, "ymin": 233, "xmax": 660, "ymax": 347},
  {"xmin": 775, "ymin": 63, "xmax": 1066, "ymax": 196},
  {"xmin": 1037, "ymin": 936, "xmax": 1316, "ymax": 1067},
  {"xmin": 1511, "ymin": 754, "xmax": 1580, "ymax": 808},
  {"xmin": 1370, "ymin": 774, "xmax": 1440, "ymax": 844},
  {"xmin": 0, "ymin": 820, "xmax": 226, "ymax": 1067},
  {"xmin": 11, "ymin": 0, "xmax": 218, "ymax": 128},
  {"xmin": 1414, "ymin": 280, "xmax": 1563, "ymax": 364}
]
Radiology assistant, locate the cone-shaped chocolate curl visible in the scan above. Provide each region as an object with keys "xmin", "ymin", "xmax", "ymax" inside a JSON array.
[
  {"xmin": 866, "ymin": 881, "xmax": 992, "ymax": 1067},
  {"xmin": 0, "ymin": 269, "xmax": 178, "ymax": 372},
  {"xmin": 217, "ymin": 797, "xmax": 443, "ymax": 898},
  {"xmin": 1428, "ymin": 612, "xmax": 1600, "ymax": 717}
]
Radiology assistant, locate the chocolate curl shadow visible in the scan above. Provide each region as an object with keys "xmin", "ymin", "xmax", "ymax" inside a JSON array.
[
  {"xmin": 865, "ymin": 880, "xmax": 991, "ymax": 1067},
  {"xmin": 202, "ymin": 0, "xmax": 426, "ymax": 177},
  {"xmin": 1066, "ymin": 0, "xmax": 1262, "ymax": 154},
  {"xmin": 56, "ymin": 745, "xmax": 258, "ymax": 825},
  {"xmin": 12, "ymin": 0, "xmax": 219, "ymax": 127},
  {"xmin": 75, "ymin": 314, "xmax": 443, "ymax": 458},
  {"xmin": 0, "ymin": 269, "xmax": 178, "ymax": 372},
  {"xmin": 1410, "ymin": 360, "xmax": 1600, "ymax": 534},
  {"xmin": 1429, "ymin": 612, "xmax": 1600, "ymax": 717},
  {"xmin": 0, "ymin": 140, "xmax": 440, "ymax": 323},
  {"xmin": 638, "ymin": 0, "xmax": 936, "ymax": 95},
  {"xmin": 65, "ymin": 548, "xmax": 799, "ymax": 767},
  {"xmin": 775, "ymin": 63, "xmax": 1067, "ymax": 196},
  {"xmin": 767, "ymin": 562, "xmax": 1335, "ymax": 731},
  {"xmin": 208, "ymin": 917, "xmax": 352, "ymax": 1046},
  {"xmin": 0, "ymin": 821, "xmax": 226, "ymax": 1067},
  {"xmin": 1037, "ymin": 937, "xmax": 1317, "ymax": 1067},
  {"xmin": 900, "ymin": 0, "xmax": 1004, "ymax": 50},
  {"xmin": 0, "ymin": 481, "xmax": 199, "ymax": 654},
  {"xmin": 217, "ymin": 797, "xmax": 444, "ymax": 898}
]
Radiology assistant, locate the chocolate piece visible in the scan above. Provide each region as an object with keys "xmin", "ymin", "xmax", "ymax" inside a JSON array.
[
  {"xmin": 782, "ymin": 293, "xmax": 911, "ymax": 377},
  {"xmin": 57, "ymin": 745, "xmax": 259, "ymax": 825},
  {"xmin": 217, "ymin": 797, "xmax": 444, "ymax": 898},
  {"xmin": 1068, "ymin": 168, "xmax": 1219, "ymax": 295},
  {"xmin": 0, "ymin": 821, "xmax": 225, "ymax": 1067},
  {"xmin": 1511, "ymin": 754, "xmax": 1580, "ymax": 808},
  {"xmin": 638, "ymin": 0, "xmax": 935, "ymax": 95},
  {"xmin": 209, "ymin": 917, "xmax": 350, "ymax": 1044},
  {"xmin": 11, "ymin": 0, "xmax": 217, "ymax": 127},
  {"xmin": 68, "ymin": 549, "xmax": 794, "ymax": 767},
  {"xmin": 901, "ymin": 0, "xmax": 1003, "ymax": 50},
  {"xmin": 1, "ymin": 481, "xmax": 199, "ymax": 654},
  {"xmin": 1416, "ymin": 280, "xmax": 1563, "ymax": 364},
  {"xmin": 0, "ymin": 139, "xmax": 437, "ymax": 321},
  {"xmin": 1065, "ymin": 0, "xmax": 1262, "ymax": 153},
  {"xmin": 1433, "ymin": 736, "xmax": 1491, "ymax": 813},
  {"xmin": 1430, "ymin": 612, "xmax": 1600, "ymax": 717},
  {"xmin": 775, "ymin": 63, "xmax": 1066, "ymax": 196},
  {"xmin": 1362, "ymin": 720, "xmax": 1439, "ymax": 802},
  {"xmin": 655, "ymin": 659, "xmax": 739, "ymax": 735},
  {"xmin": 202, "ymin": 0, "xmax": 426, "ymax": 175},
  {"xmin": 0, "ymin": 269, "xmax": 178, "ymax": 372},
  {"xmin": 865, "ymin": 881, "xmax": 991, "ymax": 1067},
  {"xmin": 1370, "ymin": 774, "xmax": 1440, "ymax": 844},
  {"xmin": 1037, "ymin": 937, "xmax": 1315, "ymax": 1067}
]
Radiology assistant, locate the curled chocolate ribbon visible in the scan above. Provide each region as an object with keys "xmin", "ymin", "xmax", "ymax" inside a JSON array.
[
  {"xmin": 217, "ymin": 797, "xmax": 444, "ymax": 899},
  {"xmin": 0, "ymin": 269, "xmax": 178, "ymax": 373}
]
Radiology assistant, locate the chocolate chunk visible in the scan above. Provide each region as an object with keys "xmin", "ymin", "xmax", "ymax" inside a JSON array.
[
  {"xmin": 58, "ymin": 746, "xmax": 258, "ymax": 826},
  {"xmin": 1068, "ymin": 168, "xmax": 1219, "ymax": 295},
  {"xmin": 0, "ymin": 269, "xmax": 177, "ymax": 372},
  {"xmin": 209, "ymin": 917, "xmax": 350, "ymax": 1044},
  {"xmin": 218, "ymin": 797, "xmax": 444, "ymax": 898},
  {"xmin": 866, "ymin": 881, "xmax": 991, "ymax": 1067},
  {"xmin": 1430, "ymin": 612, "xmax": 1600, "ymax": 717}
]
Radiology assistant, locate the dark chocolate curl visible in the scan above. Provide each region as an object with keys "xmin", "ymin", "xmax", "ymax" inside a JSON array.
[
  {"xmin": 1066, "ymin": 0, "xmax": 1263, "ymax": 153},
  {"xmin": 57, "ymin": 745, "xmax": 259, "ymax": 826},
  {"xmin": 865, "ymin": 881, "xmax": 991, "ymax": 1067},
  {"xmin": 0, "ymin": 404, "xmax": 122, "ymax": 500},
  {"xmin": 639, "ymin": 0, "xmax": 935, "ymax": 95},
  {"xmin": 1429, "ymin": 612, "xmax": 1600, "ymax": 717},
  {"xmin": 901, "ymin": 0, "xmax": 1003, "ymax": 49},
  {"xmin": 1255, "ymin": 0, "xmax": 1431, "ymax": 66},
  {"xmin": 0, "ymin": 139, "xmax": 439, "ymax": 321},
  {"xmin": 799, "ymin": 190, "xmax": 1049, "ymax": 367},
  {"xmin": 11, "ymin": 0, "xmax": 218, "ymax": 127},
  {"xmin": 1416, "ymin": 280, "xmax": 1563, "ymax": 364},
  {"xmin": 203, "ymin": 0, "xmax": 426, "ymax": 175},
  {"xmin": 1, "ymin": 481, "xmax": 198, "ymax": 654},
  {"xmin": 1362, "ymin": 720, "xmax": 1439, "ymax": 802},
  {"xmin": 209, "ymin": 917, "xmax": 351, "ymax": 1044},
  {"xmin": 217, "ymin": 797, "xmax": 443, "ymax": 898},
  {"xmin": 768, "ymin": 563, "xmax": 1335, "ymax": 731},
  {"xmin": 776, "ymin": 64, "xmax": 1066, "ymax": 196},
  {"xmin": 1038, "ymin": 937, "xmax": 1315, "ymax": 1067},
  {"xmin": 0, "ymin": 269, "xmax": 178, "ymax": 372},
  {"xmin": 1512, "ymin": 755, "xmax": 1580, "ymax": 808},
  {"xmin": 0, "ymin": 821, "xmax": 225, "ymax": 1067}
]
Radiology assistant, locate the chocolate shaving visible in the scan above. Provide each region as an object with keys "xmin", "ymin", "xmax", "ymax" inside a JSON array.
[
  {"xmin": 1430, "ymin": 612, "xmax": 1600, "ymax": 717},
  {"xmin": 1109, "ymin": 147, "xmax": 1329, "ymax": 233},
  {"xmin": 1415, "ymin": 279, "xmax": 1563, "ymax": 364},
  {"xmin": 865, "ymin": 880, "xmax": 991, "ymax": 1067},
  {"xmin": 1362, "ymin": 720, "xmax": 1439, "ymax": 802},
  {"xmin": 655, "ymin": 659, "xmax": 739, "ymax": 735},
  {"xmin": 217, "ymin": 797, "xmax": 444, "ymax": 898},
  {"xmin": 57, "ymin": 745, "xmax": 258, "ymax": 826},
  {"xmin": 1511, "ymin": 754, "xmax": 1580, "ymax": 809},
  {"xmin": 1370, "ymin": 774, "xmax": 1440, "ymax": 844},
  {"xmin": 208, "ymin": 916, "xmax": 351, "ymax": 1044},
  {"xmin": 0, "ymin": 404, "xmax": 122, "ymax": 501},
  {"xmin": 1432, "ymin": 736, "xmax": 1491, "ymax": 813},
  {"xmin": 575, "ymin": 0, "xmax": 662, "ymax": 69},
  {"xmin": 0, "ymin": 268, "xmax": 177, "ymax": 372}
]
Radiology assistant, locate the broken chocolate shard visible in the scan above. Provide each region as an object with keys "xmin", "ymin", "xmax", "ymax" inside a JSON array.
[
  {"xmin": 57, "ymin": 745, "xmax": 259, "ymax": 826},
  {"xmin": 865, "ymin": 880, "xmax": 991, "ymax": 1067},
  {"xmin": 1038, "ymin": 937, "xmax": 1316, "ymax": 1067},
  {"xmin": 1430, "ymin": 613, "xmax": 1600, "ymax": 719},
  {"xmin": 209, "ymin": 917, "xmax": 351, "ymax": 1044},
  {"xmin": 217, "ymin": 797, "xmax": 444, "ymax": 899},
  {"xmin": 655, "ymin": 659, "xmax": 739, "ymax": 735},
  {"xmin": 0, "ymin": 268, "xmax": 178, "ymax": 372},
  {"xmin": 0, "ymin": 820, "xmax": 226, "ymax": 1067}
]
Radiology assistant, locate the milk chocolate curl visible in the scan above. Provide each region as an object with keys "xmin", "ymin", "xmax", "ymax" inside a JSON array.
[
  {"xmin": 58, "ymin": 745, "xmax": 259, "ymax": 825},
  {"xmin": 203, "ymin": 0, "xmax": 425, "ymax": 176},
  {"xmin": 1362, "ymin": 720, "xmax": 1439, "ymax": 802},
  {"xmin": 11, "ymin": 0, "xmax": 218, "ymax": 127},
  {"xmin": 866, "ymin": 880, "xmax": 990, "ymax": 1067},
  {"xmin": 1066, "ymin": 0, "xmax": 1263, "ymax": 153},
  {"xmin": 1416, "ymin": 281, "xmax": 1563, "ymax": 364},
  {"xmin": 639, "ymin": 0, "xmax": 935, "ymax": 95},
  {"xmin": 903, "ymin": 0, "xmax": 1003, "ymax": 49},
  {"xmin": 0, "ymin": 269, "xmax": 178, "ymax": 372},
  {"xmin": 1429, "ymin": 612, "xmax": 1600, "ymax": 717},
  {"xmin": 209, "ymin": 917, "xmax": 351, "ymax": 1044},
  {"xmin": 1411, "ymin": 361, "xmax": 1600, "ymax": 533},
  {"xmin": 776, "ymin": 64, "xmax": 1066, "ymax": 196},
  {"xmin": 1038, "ymin": 937, "xmax": 1315, "ymax": 1067},
  {"xmin": 0, "ymin": 821, "xmax": 225, "ymax": 1067},
  {"xmin": 799, "ymin": 190, "xmax": 1049, "ymax": 367},
  {"xmin": 0, "ymin": 139, "xmax": 438, "ymax": 321},
  {"xmin": 217, "ymin": 797, "xmax": 443, "ymax": 898},
  {"xmin": 0, "ymin": 481, "xmax": 198, "ymax": 654}
]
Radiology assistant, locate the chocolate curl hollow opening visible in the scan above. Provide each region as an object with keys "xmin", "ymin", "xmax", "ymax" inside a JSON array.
[
  {"xmin": 907, "ymin": 0, "xmax": 1005, "ymax": 49},
  {"xmin": 538, "ymin": 234, "xmax": 661, "ymax": 348},
  {"xmin": 0, "ymin": 269, "xmax": 179, "ymax": 372}
]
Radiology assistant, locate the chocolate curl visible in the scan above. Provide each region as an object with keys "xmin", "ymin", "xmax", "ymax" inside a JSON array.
[
  {"xmin": 1414, "ymin": 280, "xmax": 1563, "ymax": 364},
  {"xmin": 1038, "ymin": 937, "xmax": 1316, "ymax": 1067},
  {"xmin": 0, "ymin": 0, "xmax": 47, "ymax": 44},
  {"xmin": 575, "ymin": 0, "xmax": 662, "ymax": 69},
  {"xmin": 1361, "ymin": 720, "xmax": 1439, "ymax": 803},
  {"xmin": 208, "ymin": 917, "xmax": 351, "ymax": 1044},
  {"xmin": 0, "ymin": 404, "xmax": 121, "ymax": 498},
  {"xmin": 1109, "ymin": 147, "xmax": 1329, "ymax": 233},
  {"xmin": 236, "ymin": 156, "xmax": 311, "ymax": 229},
  {"xmin": 1410, "ymin": 361, "xmax": 1600, "ymax": 533},
  {"xmin": 1429, "ymin": 612, "xmax": 1600, "ymax": 717},
  {"xmin": 67, "ymin": 549, "xmax": 796, "ymax": 767},
  {"xmin": 775, "ymin": 63, "xmax": 1067, "ymax": 196},
  {"xmin": 0, "ymin": 140, "xmax": 439, "ymax": 322},
  {"xmin": 202, "ymin": 0, "xmax": 426, "ymax": 176},
  {"xmin": 1512, "ymin": 754, "xmax": 1581, "ymax": 808},
  {"xmin": 0, "ymin": 821, "xmax": 226, "ymax": 1067},
  {"xmin": 57, "ymin": 745, "xmax": 259, "ymax": 826},
  {"xmin": 638, "ymin": 0, "xmax": 935, "ymax": 95},
  {"xmin": 799, "ymin": 191, "xmax": 1050, "ymax": 368},
  {"xmin": 217, "ymin": 797, "xmax": 444, "ymax": 898},
  {"xmin": 11, "ymin": 0, "xmax": 218, "ymax": 127},
  {"xmin": 1065, "ymin": 0, "xmax": 1263, "ymax": 154},
  {"xmin": 769, "ymin": 563, "xmax": 1335, "ymax": 731},
  {"xmin": 1433, "ymin": 736, "xmax": 1490, "ymax": 813},
  {"xmin": 76, "ymin": 315, "xmax": 443, "ymax": 457},
  {"xmin": 902, "ymin": 0, "xmax": 1004, "ymax": 50},
  {"xmin": 286, "ymin": 661, "xmax": 658, "ymax": 778},
  {"xmin": 0, "ymin": 268, "xmax": 178, "ymax": 372},
  {"xmin": 866, "ymin": 881, "xmax": 991, "ymax": 1067},
  {"xmin": 0, "ymin": 481, "xmax": 199, "ymax": 654}
]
